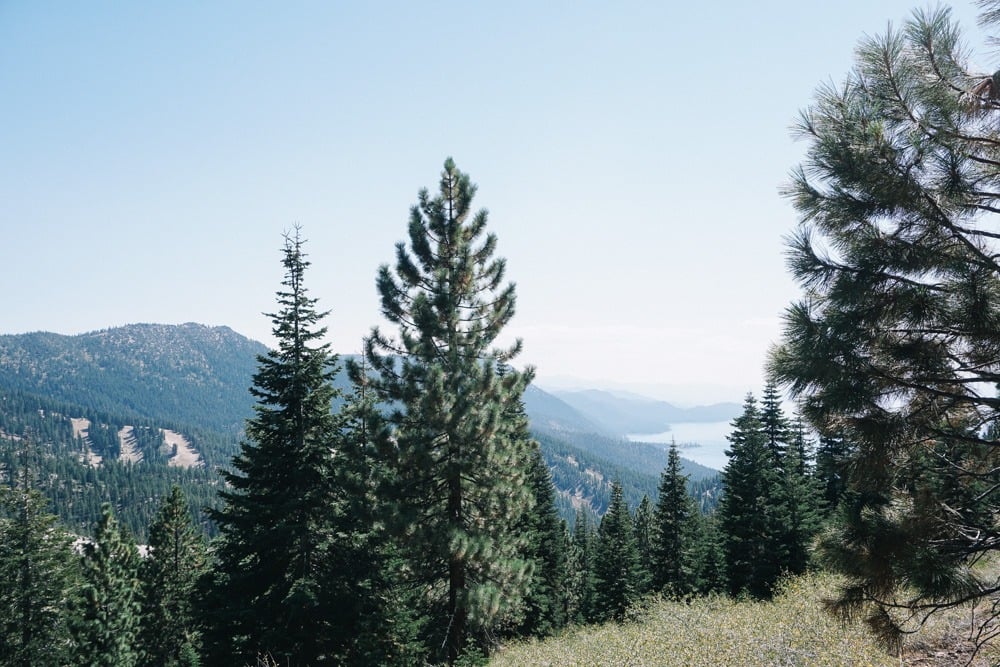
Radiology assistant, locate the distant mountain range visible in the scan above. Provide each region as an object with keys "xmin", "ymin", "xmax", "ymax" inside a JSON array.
[
  {"xmin": 550, "ymin": 389, "xmax": 741, "ymax": 435},
  {"xmin": 0, "ymin": 323, "xmax": 724, "ymax": 533}
]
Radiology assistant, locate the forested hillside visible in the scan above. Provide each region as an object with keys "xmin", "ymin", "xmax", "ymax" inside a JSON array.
[
  {"xmin": 0, "ymin": 323, "xmax": 722, "ymax": 535},
  {"xmin": 0, "ymin": 323, "xmax": 266, "ymax": 433}
]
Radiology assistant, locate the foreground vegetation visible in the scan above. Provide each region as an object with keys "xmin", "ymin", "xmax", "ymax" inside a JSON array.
[{"xmin": 492, "ymin": 572, "xmax": 1000, "ymax": 667}]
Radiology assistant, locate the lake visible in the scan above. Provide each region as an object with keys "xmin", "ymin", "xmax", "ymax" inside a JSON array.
[{"xmin": 627, "ymin": 421, "xmax": 733, "ymax": 472}]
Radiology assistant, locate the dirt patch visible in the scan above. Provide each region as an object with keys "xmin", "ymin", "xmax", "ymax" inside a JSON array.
[
  {"xmin": 70, "ymin": 417, "xmax": 102, "ymax": 467},
  {"xmin": 162, "ymin": 429, "xmax": 202, "ymax": 468},
  {"xmin": 117, "ymin": 425, "xmax": 143, "ymax": 464}
]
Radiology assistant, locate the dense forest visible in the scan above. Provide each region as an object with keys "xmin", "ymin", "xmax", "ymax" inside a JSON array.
[
  {"xmin": 7, "ymin": 3, "xmax": 1000, "ymax": 661},
  {"xmin": 0, "ymin": 161, "xmax": 853, "ymax": 666}
]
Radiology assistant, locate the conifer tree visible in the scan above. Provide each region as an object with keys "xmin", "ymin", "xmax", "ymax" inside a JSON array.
[
  {"xmin": 631, "ymin": 494, "xmax": 654, "ymax": 595},
  {"xmin": 592, "ymin": 481, "xmax": 642, "ymax": 622},
  {"xmin": 517, "ymin": 444, "xmax": 568, "ymax": 637},
  {"xmin": 71, "ymin": 502, "xmax": 142, "ymax": 667},
  {"xmin": 718, "ymin": 394, "xmax": 786, "ymax": 599},
  {"xmin": 776, "ymin": 420, "xmax": 822, "ymax": 576},
  {"xmin": 688, "ymin": 512, "xmax": 726, "ymax": 595},
  {"xmin": 814, "ymin": 431, "xmax": 851, "ymax": 514},
  {"xmin": 204, "ymin": 228, "xmax": 347, "ymax": 665},
  {"xmin": 567, "ymin": 509, "xmax": 597, "ymax": 625},
  {"xmin": 760, "ymin": 381, "xmax": 790, "ymax": 463},
  {"xmin": 769, "ymin": 2, "xmax": 1000, "ymax": 646},
  {"xmin": 651, "ymin": 442, "xmax": 697, "ymax": 595},
  {"xmin": 364, "ymin": 158, "xmax": 535, "ymax": 664},
  {"xmin": 339, "ymin": 356, "xmax": 426, "ymax": 666},
  {"xmin": 140, "ymin": 486, "xmax": 206, "ymax": 666},
  {"xmin": 0, "ymin": 454, "xmax": 79, "ymax": 667}
]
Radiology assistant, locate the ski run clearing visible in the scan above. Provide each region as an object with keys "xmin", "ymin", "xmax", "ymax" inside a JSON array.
[
  {"xmin": 117, "ymin": 425, "xmax": 143, "ymax": 464},
  {"xmin": 70, "ymin": 417, "xmax": 102, "ymax": 467},
  {"xmin": 162, "ymin": 428, "xmax": 202, "ymax": 468}
]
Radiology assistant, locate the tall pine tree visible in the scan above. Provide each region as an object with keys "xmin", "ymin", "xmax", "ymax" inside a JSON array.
[{"xmin": 364, "ymin": 158, "xmax": 535, "ymax": 664}]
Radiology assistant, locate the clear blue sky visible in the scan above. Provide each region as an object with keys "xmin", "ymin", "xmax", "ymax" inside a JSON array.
[{"xmin": 0, "ymin": 1, "xmax": 988, "ymax": 404}]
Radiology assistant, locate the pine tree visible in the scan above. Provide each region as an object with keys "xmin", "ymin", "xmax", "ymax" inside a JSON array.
[
  {"xmin": 592, "ymin": 481, "xmax": 642, "ymax": 622},
  {"xmin": 768, "ymin": 2, "xmax": 1000, "ymax": 647},
  {"xmin": 204, "ymin": 228, "xmax": 347, "ymax": 665},
  {"xmin": 71, "ymin": 502, "xmax": 142, "ymax": 667},
  {"xmin": 364, "ymin": 158, "xmax": 535, "ymax": 664},
  {"xmin": 0, "ymin": 453, "xmax": 79, "ymax": 667},
  {"xmin": 651, "ymin": 442, "xmax": 697, "ymax": 596},
  {"xmin": 718, "ymin": 394, "xmax": 785, "ymax": 599},
  {"xmin": 140, "ymin": 486, "xmax": 206, "ymax": 666}
]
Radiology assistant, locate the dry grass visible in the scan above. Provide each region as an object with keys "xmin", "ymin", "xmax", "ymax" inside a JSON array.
[{"xmin": 490, "ymin": 573, "xmax": 1000, "ymax": 667}]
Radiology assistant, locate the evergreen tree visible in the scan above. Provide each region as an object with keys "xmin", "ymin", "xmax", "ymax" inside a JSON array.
[
  {"xmin": 140, "ymin": 486, "xmax": 206, "ymax": 666},
  {"xmin": 631, "ymin": 494, "xmax": 654, "ymax": 595},
  {"xmin": 775, "ymin": 420, "xmax": 822, "ymax": 576},
  {"xmin": 0, "ymin": 451, "xmax": 79, "ymax": 667},
  {"xmin": 814, "ymin": 431, "xmax": 851, "ymax": 514},
  {"xmin": 718, "ymin": 394, "xmax": 786, "ymax": 599},
  {"xmin": 364, "ymin": 158, "xmax": 535, "ymax": 664},
  {"xmin": 517, "ymin": 444, "xmax": 569, "ymax": 637},
  {"xmin": 339, "ymin": 357, "xmax": 426, "ymax": 666},
  {"xmin": 760, "ymin": 380, "xmax": 790, "ymax": 463},
  {"xmin": 768, "ymin": 2, "xmax": 1000, "ymax": 647},
  {"xmin": 592, "ymin": 481, "xmax": 642, "ymax": 622},
  {"xmin": 566, "ymin": 509, "xmax": 597, "ymax": 625},
  {"xmin": 651, "ymin": 442, "xmax": 697, "ymax": 596},
  {"xmin": 71, "ymin": 502, "xmax": 142, "ymax": 667},
  {"xmin": 688, "ymin": 512, "xmax": 726, "ymax": 595},
  {"xmin": 204, "ymin": 228, "xmax": 347, "ymax": 665}
]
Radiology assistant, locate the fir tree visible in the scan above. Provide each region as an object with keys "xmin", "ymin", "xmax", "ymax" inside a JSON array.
[
  {"xmin": 592, "ymin": 481, "xmax": 642, "ymax": 622},
  {"xmin": 566, "ymin": 509, "xmax": 597, "ymax": 625},
  {"xmin": 204, "ymin": 228, "xmax": 346, "ymax": 665},
  {"xmin": 760, "ymin": 381, "xmax": 790, "ymax": 463},
  {"xmin": 140, "ymin": 486, "xmax": 206, "ymax": 666},
  {"xmin": 0, "ymin": 450, "xmax": 79, "ymax": 667},
  {"xmin": 71, "ymin": 502, "xmax": 142, "ymax": 667},
  {"xmin": 776, "ymin": 420, "xmax": 821, "ymax": 576},
  {"xmin": 517, "ymin": 444, "xmax": 569, "ymax": 637},
  {"xmin": 339, "ymin": 356, "xmax": 426, "ymax": 666},
  {"xmin": 631, "ymin": 494, "xmax": 654, "ymax": 595},
  {"xmin": 364, "ymin": 158, "xmax": 534, "ymax": 664},
  {"xmin": 718, "ymin": 394, "xmax": 786, "ymax": 599},
  {"xmin": 651, "ymin": 442, "xmax": 698, "ymax": 596},
  {"xmin": 688, "ymin": 512, "xmax": 726, "ymax": 595}
]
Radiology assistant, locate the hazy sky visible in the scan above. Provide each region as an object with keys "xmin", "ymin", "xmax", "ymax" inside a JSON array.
[{"xmin": 1, "ymin": 2, "xmax": 990, "ymax": 404}]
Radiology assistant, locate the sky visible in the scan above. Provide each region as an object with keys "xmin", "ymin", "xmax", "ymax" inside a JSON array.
[{"xmin": 0, "ymin": 1, "xmax": 991, "ymax": 405}]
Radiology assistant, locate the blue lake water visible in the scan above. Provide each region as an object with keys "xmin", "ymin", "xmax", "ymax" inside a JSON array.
[{"xmin": 627, "ymin": 421, "xmax": 733, "ymax": 472}]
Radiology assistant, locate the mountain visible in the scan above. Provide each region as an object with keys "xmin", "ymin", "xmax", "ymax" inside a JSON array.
[
  {"xmin": 0, "ymin": 323, "xmax": 722, "ymax": 535},
  {"xmin": 521, "ymin": 385, "xmax": 615, "ymax": 436},
  {"xmin": 551, "ymin": 389, "xmax": 741, "ymax": 435},
  {"xmin": 0, "ymin": 323, "xmax": 267, "ymax": 433}
]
